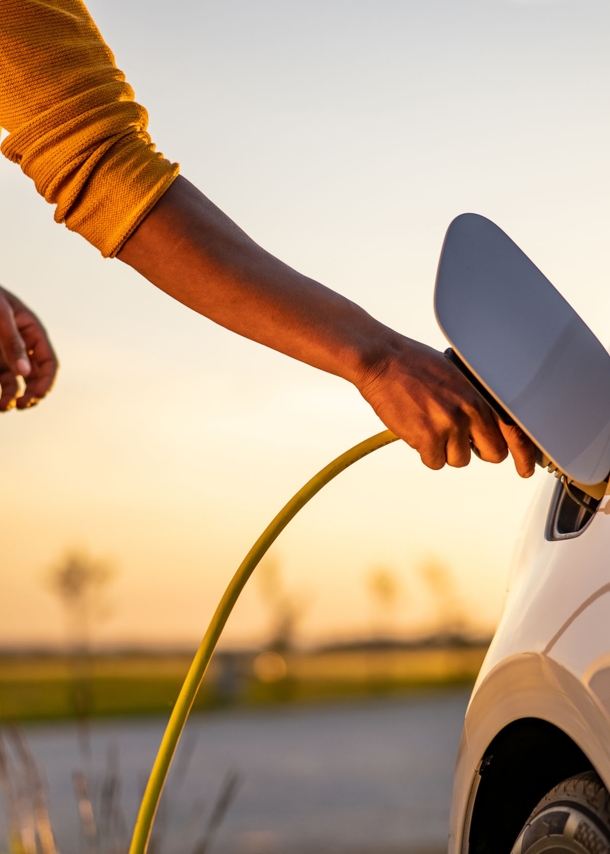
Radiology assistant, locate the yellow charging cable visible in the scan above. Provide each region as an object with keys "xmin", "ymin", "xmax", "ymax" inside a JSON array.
[{"xmin": 128, "ymin": 428, "xmax": 399, "ymax": 854}]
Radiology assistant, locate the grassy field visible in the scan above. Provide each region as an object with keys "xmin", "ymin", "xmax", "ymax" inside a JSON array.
[{"xmin": 0, "ymin": 644, "xmax": 488, "ymax": 721}]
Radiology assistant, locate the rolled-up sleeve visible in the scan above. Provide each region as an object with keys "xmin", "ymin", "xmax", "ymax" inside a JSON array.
[{"xmin": 0, "ymin": 0, "xmax": 179, "ymax": 257}]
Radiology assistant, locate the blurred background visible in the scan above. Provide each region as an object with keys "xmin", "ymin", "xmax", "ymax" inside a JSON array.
[{"xmin": 0, "ymin": 0, "xmax": 608, "ymax": 851}]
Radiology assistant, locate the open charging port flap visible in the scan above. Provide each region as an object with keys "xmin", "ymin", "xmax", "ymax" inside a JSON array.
[{"xmin": 435, "ymin": 213, "xmax": 610, "ymax": 504}]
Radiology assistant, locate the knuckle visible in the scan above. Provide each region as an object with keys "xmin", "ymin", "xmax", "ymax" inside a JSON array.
[
  {"xmin": 461, "ymin": 399, "xmax": 483, "ymax": 421},
  {"xmin": 447, "ymin": 441, "xmax": 471, "ymax": 468},
  {"xmin": 448, "ymin": 456, "xmax": 469, "ymax": 469},
  {"xmin": 480, "ymin": 436, "xmax": 508, "ymax": 458},
  {"xmin": 420, "ymin": 443, "xmax": 446, "ymax": 470},
  {"xmin": 417, "ymin": 438, "xmax": 445, "ymax": 471},
  {"xmin": 508, "ymin": 426, "xmax": 532, "ymax": 448},
  {"xmin": 489, "ymin": 446, "xmax": 509, "ymax": 463}
]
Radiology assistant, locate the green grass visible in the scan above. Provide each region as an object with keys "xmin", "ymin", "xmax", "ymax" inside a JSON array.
[{"xmin": 0, "ymin": 645, "xmax": 488, "ymax": 722}]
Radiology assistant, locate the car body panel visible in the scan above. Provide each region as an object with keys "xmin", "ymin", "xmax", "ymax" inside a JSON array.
[
  {"xmin": 449, "ymin": 654, "xmax": 610, "ymax": 852},
  {"xmin": 449, "ymin": 474, "xmax": 610, "ymax": 852}
]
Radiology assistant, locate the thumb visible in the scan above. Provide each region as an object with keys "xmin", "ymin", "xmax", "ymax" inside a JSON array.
[{"xmin": 497, "ymin": 420, "xmax": 537, "ymax": 478}]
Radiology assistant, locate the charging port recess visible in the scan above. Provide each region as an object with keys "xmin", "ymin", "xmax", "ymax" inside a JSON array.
[{"xmin": 546, "ymin": 479, "xmax": 603, "ymax": 541}]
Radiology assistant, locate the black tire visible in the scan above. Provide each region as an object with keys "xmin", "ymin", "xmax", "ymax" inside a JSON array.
[{"xmin": 511, "ymin": 771, "xmax": 610, "ymax": 853}]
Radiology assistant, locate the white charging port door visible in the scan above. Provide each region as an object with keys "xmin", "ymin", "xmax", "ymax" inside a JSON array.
[{"xmin": 434, "ymin": 213, "xmax": 610, "ymax": 487}]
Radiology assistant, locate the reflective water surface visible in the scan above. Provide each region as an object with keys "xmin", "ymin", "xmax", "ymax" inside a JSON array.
[{"xmin": 1, "ymin": 690, "xmax": 469, "ymax": 854}]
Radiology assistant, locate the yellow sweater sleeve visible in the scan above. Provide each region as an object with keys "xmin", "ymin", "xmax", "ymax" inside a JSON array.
[{"xmin": 0, "ymin": 0, "xmax": 179, "ymax": 257}]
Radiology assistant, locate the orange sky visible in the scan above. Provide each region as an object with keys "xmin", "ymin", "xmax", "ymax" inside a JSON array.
[{"xmin": 0, "ymin": 0, "xmax": 607, "ymax": 648}]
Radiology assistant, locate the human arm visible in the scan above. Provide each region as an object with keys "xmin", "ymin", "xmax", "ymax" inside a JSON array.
[{"xmin": 118, "ymin": 176, "xmax": 536, "ymax": 475}]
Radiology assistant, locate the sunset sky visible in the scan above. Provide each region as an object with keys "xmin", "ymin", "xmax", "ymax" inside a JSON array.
[{"xmin": 0, "ymin": 0, "xmax": 608, "ymax": 648}]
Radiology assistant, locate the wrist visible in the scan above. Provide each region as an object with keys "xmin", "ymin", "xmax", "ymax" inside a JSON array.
[{"xmin": 349, "ymin": 323, "xmax": 411, "ymax": 393}]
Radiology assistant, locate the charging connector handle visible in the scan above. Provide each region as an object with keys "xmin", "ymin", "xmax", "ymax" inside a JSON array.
[
  {"xmin": 445, "ymin": 347, "xmax": 550, "ymax": 468},
  {"xmin": 444, "ymin": 347, "xmax": 608, "ymax": 499},
  {"xmin": 129, "ymin": 429, "xmax": 399, "ymax": 854},
  {"xmin": 444, "ymin": 348, "xmax": 516, "ymax": 427}
]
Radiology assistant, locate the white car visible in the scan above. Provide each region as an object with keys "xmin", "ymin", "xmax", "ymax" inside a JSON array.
[
  {"xmin": 448, "ymin": 472, "xmax": 610, "ymax": 853},
  {"xmin": 435, "ymin": 215, "xmax": 610, "ymax": 852}
]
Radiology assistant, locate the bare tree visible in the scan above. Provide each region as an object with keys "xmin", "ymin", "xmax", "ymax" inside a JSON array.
[
  {"xmin": 45, "ymin": 549, "xmax": 116, "ymax": 741},
  {"xmin": 366, "ymin": 565, "xmax": 401, "ymax": 640},
  {"xmin": 256, "ymin": 553, "xmax": 310, "ymax": 653},
  {"xmin": 46, "ymin": 549, "xmax": 115, "ymax": 655},
  {"xmin": 417, "ymin": 556, "xmax": 467, "ymax": 639}
]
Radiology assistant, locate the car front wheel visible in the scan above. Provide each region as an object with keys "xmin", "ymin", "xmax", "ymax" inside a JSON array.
[{"xmin": 511, "ymin": 771, "xmax": 610, "ymax": 853}]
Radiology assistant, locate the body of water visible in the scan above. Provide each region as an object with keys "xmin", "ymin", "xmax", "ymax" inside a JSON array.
[{"xmin": 0, "ymin": 690, "xmax": 470, "ymax": 853}]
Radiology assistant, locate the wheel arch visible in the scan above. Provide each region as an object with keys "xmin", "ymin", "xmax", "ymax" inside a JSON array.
[
  {"xmin": 468, "ymin": 717, "xmax": 593, "ymax": 854},
  {"xmin": 450, "ymin": 653, "xmax": 610, "ymax": 854}
]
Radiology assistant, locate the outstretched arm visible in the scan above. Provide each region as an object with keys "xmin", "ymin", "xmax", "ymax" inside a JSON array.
[{"xmin": 118, "ymin": 177, "xmax": 535, "ymax": 476}]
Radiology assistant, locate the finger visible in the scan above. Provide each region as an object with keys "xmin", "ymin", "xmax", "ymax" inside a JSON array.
[
  {"xmin": 14, "ymin": 315, "xmax": 58, "ymax": 408},
  {"xmin": 0, "ymin": 296, "xmax": 30, "ymax": 378},
  {"xmin": 445, "ymin": 430, "xmax": 472, "ymax": 468},
  {"xmin": 16, "ymin": 348, "xmax": 57, "ymax": 408},
  {"xmin": 497, "ymin": 421, "xmax": 537, "ymax": 478},
  {"xmin": 0, "ymin": 370, "xmax": 18, "ymax": 411},
  {"xmin": 416, "ymin": 437, "xmax": 447, "ymax": 471},
  {"xmin": 468, "ymin": 402, "xmax": 509, "ymax": 464}
]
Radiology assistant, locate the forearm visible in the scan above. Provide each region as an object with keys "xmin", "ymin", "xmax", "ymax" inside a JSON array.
[{"xmin": 117, "ymin": 176, "xmax": 397, "ymax": 386}]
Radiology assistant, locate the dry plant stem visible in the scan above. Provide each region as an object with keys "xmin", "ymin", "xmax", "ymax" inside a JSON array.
[
  {"xmin": 73, "ymin": 770, "xmax": 99, "ymax": 852},
  {"xmin": 128, "ymin": 429, "xmax": 399, "ymax": 854},
  {"xmin": 191, "ymin": 770, "xmax": 242, "ymax": 854},
  {"xmin": 0, "ymin": 734, "xmax": 21, "ymax": 851},
  {"xmin": 9, "ymin": 726, "xmax": 58, "ymax": 854}
]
